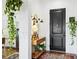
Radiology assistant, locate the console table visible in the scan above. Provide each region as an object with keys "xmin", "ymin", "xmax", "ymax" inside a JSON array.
[{"xmin": 32, "ymin": 37, "xmax": 46, "ymax": 59}]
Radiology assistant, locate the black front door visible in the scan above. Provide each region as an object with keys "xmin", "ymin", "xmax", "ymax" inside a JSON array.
[{"xmin": 50, "ymin": 8, "xmax": 66, "ymax": 51}]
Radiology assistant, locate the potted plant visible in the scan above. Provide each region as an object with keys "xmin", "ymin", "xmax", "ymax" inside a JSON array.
[
  {"xmin": 35, "ymin": 44, "xmax": 46, "ymax": 51},
  {"xmin": 68, "ymin": 17, "xmax": 77, "ymax": 45},
  {"xmin": 32, "ymin": 15, "xmax": 43, "ymax": 40},
  {"xmin": 4, "ymin": 0, "xmax": 23, "ymax": 57}
]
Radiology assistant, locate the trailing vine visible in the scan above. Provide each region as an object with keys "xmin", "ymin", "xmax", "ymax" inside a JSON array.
[
  {"xmin": 68, "ymin": 17, "xmax": 77, "ymax": 45},
  {"xmin": 4, "ymin": 0, "xmax": 23, "ymax": 48}
]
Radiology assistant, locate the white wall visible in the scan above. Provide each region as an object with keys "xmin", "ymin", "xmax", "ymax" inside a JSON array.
[{"xmin": 38, "ymin": 0, "xmax": 77, "ymax": 54}]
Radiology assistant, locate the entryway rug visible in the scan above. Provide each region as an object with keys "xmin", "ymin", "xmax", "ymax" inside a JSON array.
[{"xmin": 39, "ymin": 53, "xmax": 64, "ymax": 59}]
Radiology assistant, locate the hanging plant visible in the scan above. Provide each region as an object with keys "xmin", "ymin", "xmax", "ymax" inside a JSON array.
[
  {"xmin": 4, "ymin": 0, "xmax": 23, "ymax": 48},
  {"xmin": 68, "ymin": 17, "xmax": 77, "ymax": 45}
]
